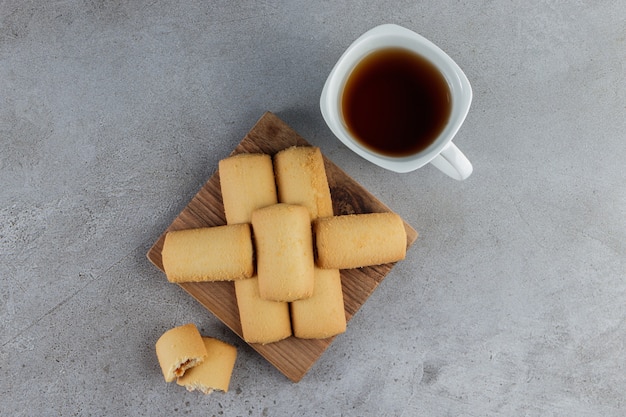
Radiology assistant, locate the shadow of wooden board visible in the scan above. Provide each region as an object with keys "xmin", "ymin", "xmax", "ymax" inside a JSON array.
[{"xmin": 147, "ymin": 111, "xmax": 418, "ymax": 382}]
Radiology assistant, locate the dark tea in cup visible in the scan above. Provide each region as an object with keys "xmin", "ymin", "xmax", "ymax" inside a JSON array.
[{"xmin": 341, "ymin": 47, "xmax": 452, "ymax": 157}]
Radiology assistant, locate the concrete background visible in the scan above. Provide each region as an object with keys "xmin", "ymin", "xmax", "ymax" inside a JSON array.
[{"xmin": 1, "ymin": 1, "xmax": 624, "ymax": 416}]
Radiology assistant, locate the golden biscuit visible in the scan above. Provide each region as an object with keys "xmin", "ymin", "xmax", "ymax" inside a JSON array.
[
  {"xmin": 219, "ymin": 153, "xmax": 278, "ymax": 224},
  {"xmin": 161, "ymin": 224, "xmax": 254, "ymax": 283},
  {"xmin": 290, "ymin": 267, "xmax": 346, "ymax": 339},
  {"xmin": 155, "ymin": 323, "xmax": 207, "ymax": 383},
  {"xmin": 234, "ymin": 277, "xmax": 292, "ymax": 344},
  {"xmin": 274, "ymin": 146, "xmax": 334, "ymax": 220},
  {"xmin": 314, "ymin": 212, "xmax": 407, "ymax": 269},
  {"xmin": 251, "ymin": 203, "xmax": 315, "ymax": 302},
  {"xmin": 176, "ymin": 337, "xmax": 237, "ymax": 394}
]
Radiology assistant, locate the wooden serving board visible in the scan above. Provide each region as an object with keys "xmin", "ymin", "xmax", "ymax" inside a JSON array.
[{"xmin": 147, "ymin": 112, "xmax": 418, "ymax": 382}]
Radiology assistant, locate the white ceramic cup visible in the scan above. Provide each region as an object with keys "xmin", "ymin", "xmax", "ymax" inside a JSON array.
[{"xmin": 320, "ymin": 24, "xmax": 473, "ymax": 180}]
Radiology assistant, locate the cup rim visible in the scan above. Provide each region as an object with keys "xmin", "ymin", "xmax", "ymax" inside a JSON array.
[{"xmin": 320, "ymin": 23, "xmax": 472, "ymax": 173}]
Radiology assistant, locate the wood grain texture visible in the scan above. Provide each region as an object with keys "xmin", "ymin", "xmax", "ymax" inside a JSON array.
[{"xmin": 147, "ymin": 112, "xmax": 418, "ymax": 382}]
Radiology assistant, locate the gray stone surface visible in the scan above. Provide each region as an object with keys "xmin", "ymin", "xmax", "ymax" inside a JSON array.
[{"xmin": 1, "ymin": 1, "xmax": 625, "ymax": 416}]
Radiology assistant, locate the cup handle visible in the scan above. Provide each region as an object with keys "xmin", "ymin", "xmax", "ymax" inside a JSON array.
[{"xmin": 429, "ymin": 142, "xmax": 473, "ymax": 180}]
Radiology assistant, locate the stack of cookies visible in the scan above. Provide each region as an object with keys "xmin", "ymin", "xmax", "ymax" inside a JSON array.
[
  {"xmin": 155, "ymin": 323, "xmax": 237, "ymax": 394},
  {"xmin": 160, "ymin": 146, "xmax": 407, "ymax": 345}
]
